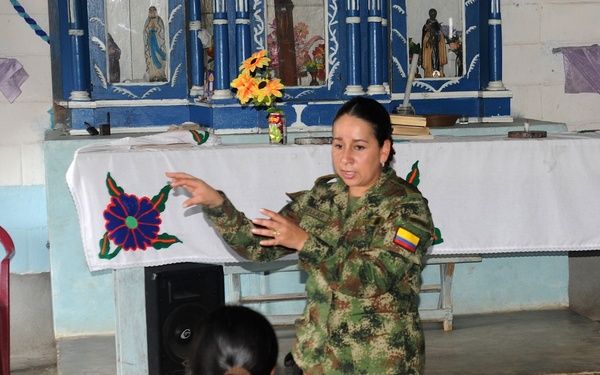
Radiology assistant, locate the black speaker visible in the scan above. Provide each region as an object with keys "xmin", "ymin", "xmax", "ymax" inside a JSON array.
[{"xmin": 145, "ymin": 262, "xmax": 225, "ymax": 375}]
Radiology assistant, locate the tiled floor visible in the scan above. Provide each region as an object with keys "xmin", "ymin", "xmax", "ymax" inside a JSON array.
[{"xmin": 11, "ymin": 308, "xmax": 600, "ymax": 375}]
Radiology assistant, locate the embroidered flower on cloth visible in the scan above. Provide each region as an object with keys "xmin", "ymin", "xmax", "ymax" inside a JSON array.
[
  {"xmin": 104, "ymin": 193, "xmax": 161, "ymax": 250},
  {"xmin": 99, "ymin": 173, "xmax": 181, "ymax": 260},
  {"xmin": 406, "ymin": 161, "xmax": 444, "ymax": 246}
]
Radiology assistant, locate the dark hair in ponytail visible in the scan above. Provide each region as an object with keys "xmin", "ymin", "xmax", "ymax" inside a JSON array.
[{"xmin": 333, "ymin": 96, "xmax": 395, "ymax": 167}]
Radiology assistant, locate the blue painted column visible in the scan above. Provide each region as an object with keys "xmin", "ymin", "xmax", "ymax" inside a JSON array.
[
  {"xmin": 235, "ymin": 0, "xmax": 251, "ymax": 67},
  {"xmin": 212, "ymin": 0, "xmax": 232, "ymax": 99},
  {"xmin": 367, "ymin": 0, "xmax": 385, "ymax": 95},
  {"xmin": 486, "ymin": 0, "xmax": 505, "ymax": 90},
  {"xmin": 344, "ymin": 0, "xmax": 364, "ymax": 95},
  {"xmin": 188, "ymin": 0, "xmax": 204, "ymax": 97},
  {"xmin": 68, "ymin": 0, "xmax": 90, "ymax": 100},
  {"xmin": 381, "ymin": 0, "xmax": 389, "ymax": 90}
]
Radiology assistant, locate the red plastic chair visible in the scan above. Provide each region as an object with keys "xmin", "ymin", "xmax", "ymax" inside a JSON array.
[{"xmin": 0, "ymin": 227, "xmax": 15, "ymax": 375}]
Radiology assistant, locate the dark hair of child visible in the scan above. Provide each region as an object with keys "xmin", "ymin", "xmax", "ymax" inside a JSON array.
[{"xmin": 186, "ymin": 305, "xmax": 279, "ymax": 375}]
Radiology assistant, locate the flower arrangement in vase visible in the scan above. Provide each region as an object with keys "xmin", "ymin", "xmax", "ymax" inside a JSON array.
[
  {"xmin": 441, "ymin": 25, "xmax": 463, "ymax": 76},
  {"xmin": 230, "ymin": 50, "xmax": 286, "ymax": 143},
  {"xmin": 302, "ymin": 41, "xmax": 326, "ymax": 86}
]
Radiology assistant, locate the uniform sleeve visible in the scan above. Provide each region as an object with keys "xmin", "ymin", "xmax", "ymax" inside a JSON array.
[
  {"xmin": 202, "ymin": 192, "xmax": 295, "ymax": 262},
  {"xmin": 297, "ymin": 190, "xmax": 434, "ymax": 299}
]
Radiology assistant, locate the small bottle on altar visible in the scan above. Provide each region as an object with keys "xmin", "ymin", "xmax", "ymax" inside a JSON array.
[{"xmin": 268, "ymin": 112, "xmax": 287, "ymax": 144}]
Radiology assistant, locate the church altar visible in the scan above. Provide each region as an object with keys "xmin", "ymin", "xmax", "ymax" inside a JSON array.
[{"xmin": 66, "ymin": 131, "xmax": 600, "ymax": 272}]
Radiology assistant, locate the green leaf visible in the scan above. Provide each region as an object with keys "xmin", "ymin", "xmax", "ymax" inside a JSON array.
[
  {"xmin": 151, "ymin": 184, "xmax": 172, "ymax": 213},
  {"xmin": 433, "ymin": 227, "xmax": 444, "ymax": 245},
  {"xmin": 266, "ymin": 106, "xmax": 283, "ymax": 114},
  {"xmin": 406, "ymin": 161, "xmax": 420, "ymax": 187},
  {"xmin": 98, "ymin": 232, "xmax": 122, "ymax": 259},
  {"xmin": 152, "ymin": 233, "xmax": 182, "ymax": 250},
  {"xmin": 106, "ymin": 172, "xmax": 124, "ymax": 197},
  {"xmin": 189, "ymin": 130, "xmax": 210, "ymax": 145}
]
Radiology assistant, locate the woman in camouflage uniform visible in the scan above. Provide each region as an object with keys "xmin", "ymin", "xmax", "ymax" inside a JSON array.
[{"xmin": 167, "ymin": 96, "xmax": 435, "ymax": 374}]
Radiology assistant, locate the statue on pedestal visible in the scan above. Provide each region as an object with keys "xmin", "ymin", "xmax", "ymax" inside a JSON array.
[
  {"xmin": 420, "ymin": 8, "xmax": 447, "ymax": 78},
  {"xmin": 143, "ymin": 6, "xmax": 167, "ymax": 82}
]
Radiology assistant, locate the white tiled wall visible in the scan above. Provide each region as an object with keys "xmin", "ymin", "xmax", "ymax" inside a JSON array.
[
  {"xmin": 1, "ymin": 0, "xmax": 600, "ymax": 188},
  {"xmin": 0, "ymin": 0, "xmax": 51, "ymax": 187},
  {"xmin": 502, "ymin": 0, "xmax": 600, "ymax": 131}
]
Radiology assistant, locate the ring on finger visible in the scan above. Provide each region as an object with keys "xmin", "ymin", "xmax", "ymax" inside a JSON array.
[{"xmin": 272, "ymin": 230, "xmax": 280, "ymax": 238}]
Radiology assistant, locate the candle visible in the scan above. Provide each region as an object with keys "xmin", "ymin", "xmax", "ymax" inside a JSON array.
[
  {"xmin": 402, "ymin": 54, "xmax": 420, "ymax": 108},
  {"xmin": 449, "ymin": 17, "xmax": 453, "ymax": 38},
  {"xmin": 524, "ymin": 121, "xmax": 530, "ymax": 133},
  {"xmin": 68, "ymin": 0, "xmax": 76, "ymax": 23}
]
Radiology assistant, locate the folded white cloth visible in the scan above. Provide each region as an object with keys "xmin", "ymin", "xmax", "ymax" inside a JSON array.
[{"xmin": 74, "ymin": 129, "xmax": 221, "ymax": 153}]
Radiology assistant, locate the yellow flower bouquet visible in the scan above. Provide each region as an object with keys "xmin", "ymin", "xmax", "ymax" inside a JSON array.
[
  {"xmin": 231, "ymin": 50, "xmax": 286, "ymax": 143},
  {"xmin": 230, "ymin": 50, "xmax": 284, "ymax": 114}
]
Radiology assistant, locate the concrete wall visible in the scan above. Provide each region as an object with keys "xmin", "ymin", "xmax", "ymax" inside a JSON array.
[
  {"xmin": 0, "ymin": 1, "xmax": 52, "ymax": 273},
  {"xmin": 502, "ymin": 0, "xmax": 600, "ymax": 131},
  {"xmin": 1, "ymin": 0, "xmax": 600, "ymax": 362},
  {"xmin": 569, "ymin": 251, "xmax": 600, "ymax": 321},
  {"xmin": 0, "ymin": 0, "xmax": 56, "ymax": 364},
  {"xmin": 9, "ymin": 274, "xmax": 56, "ymax": 369}
]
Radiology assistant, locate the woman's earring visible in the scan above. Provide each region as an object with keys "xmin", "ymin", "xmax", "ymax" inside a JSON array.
[{"xmin": 381, "ymin": 162, "xmax": 385, "ymax": 168}]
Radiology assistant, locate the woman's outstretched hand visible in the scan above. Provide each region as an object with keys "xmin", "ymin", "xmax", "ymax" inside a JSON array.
[
  {"xmin": 167, "ymin": 173, "xmax": 308, "ymax": 251},
  {"xmin": 166, "ymin": 172, "xmax": 224, "ymax": 208},
  {"xmin": 251, "ymin": 209, "xmax": 309, "ymax": 251}
]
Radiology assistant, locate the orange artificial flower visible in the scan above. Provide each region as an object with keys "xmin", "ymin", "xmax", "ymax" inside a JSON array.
[
  {"xmin": 230, "ymin": 71, "xmax": 257, "ymax": 104},
  {"xmin": 253, "ymin": 78, "xmax": 283, "ymax": 106},
  {"xmin": 231, "ymin": 50, "xmax": 284, "ymax": 113},
  {"xmin": 240, "ymin": 50, "xmax": 270, "ymax": 74}
]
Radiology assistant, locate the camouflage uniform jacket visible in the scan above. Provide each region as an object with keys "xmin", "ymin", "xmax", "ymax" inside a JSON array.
[{"xmin": 203, "ymin": 168, "xmax": 435, "ymax": 375}]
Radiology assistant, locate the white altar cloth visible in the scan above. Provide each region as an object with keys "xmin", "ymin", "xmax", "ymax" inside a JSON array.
[{"xmin": 67, "ymin": 132, "xmax": 600, "ymax": 271}]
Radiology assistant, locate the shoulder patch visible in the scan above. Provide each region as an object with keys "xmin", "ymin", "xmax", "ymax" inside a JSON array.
[{"xmin": 393, "ymin": 227, "xmax": 420, "ymax": 253}]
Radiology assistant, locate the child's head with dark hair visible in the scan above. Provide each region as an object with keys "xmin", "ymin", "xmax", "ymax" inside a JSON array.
[{"xmin": 186, "ymin": 305, "xmax": 278, "ymax": 375}]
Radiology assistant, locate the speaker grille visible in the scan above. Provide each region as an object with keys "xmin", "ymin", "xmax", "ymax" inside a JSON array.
[
  {"xmin": 145, "ymin": 263, "xmax": 225, "ymax": 375},
  {"xmin": 162, "ymin": 303, "xmax": 208, "ymax": 363}
]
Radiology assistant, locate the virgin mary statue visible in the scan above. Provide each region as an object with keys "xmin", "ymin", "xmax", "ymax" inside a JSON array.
[{"xmin": 143, "ymin": 6, "xmax": 167, "ymax": 82}]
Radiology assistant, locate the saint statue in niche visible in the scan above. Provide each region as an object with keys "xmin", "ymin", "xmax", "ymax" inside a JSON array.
[
  {"xmin": 143, "ymin": 6, "xmax": 167, "ymax": 82},
  {"xmin": 420, "ymin": 8, "xmax": 447, "ymax": 78},
  {"xmin": 107, "ymin": 33, "xmax": 121, "ymax": 83}
]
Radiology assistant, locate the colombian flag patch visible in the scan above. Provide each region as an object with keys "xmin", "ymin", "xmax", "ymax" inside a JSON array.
[{"xmin": 394, "ymin": 227, "xmax": 420, "ymax": 253}]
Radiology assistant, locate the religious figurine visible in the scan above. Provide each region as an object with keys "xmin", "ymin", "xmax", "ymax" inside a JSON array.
[
  {"xmin": 143, "ymin": 6, "xmax": 167, "ymax": 82},
  {"xmin": 420, "ymin": 8, "xmax": 448, "ymax": 78},
  {"xmin": 107, "ymin": 33, "xmax": 121, "ymax": 83}
]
